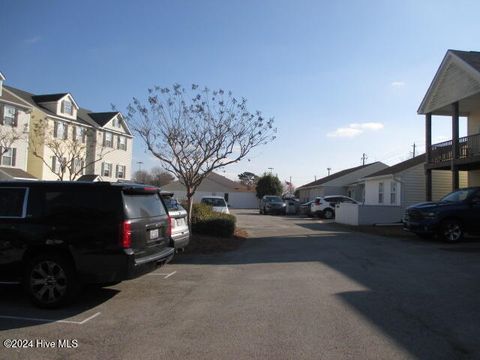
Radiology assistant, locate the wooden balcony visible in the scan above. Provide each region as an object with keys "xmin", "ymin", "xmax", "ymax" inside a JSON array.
[{"xmin": 428, "ymin": 133, "xmax": 480, "ymax": 169}]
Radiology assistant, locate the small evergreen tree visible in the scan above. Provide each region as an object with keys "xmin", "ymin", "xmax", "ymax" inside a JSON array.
[{"xmin": 255, "ymin": 173, "xmax": 283, "ymax": 199}]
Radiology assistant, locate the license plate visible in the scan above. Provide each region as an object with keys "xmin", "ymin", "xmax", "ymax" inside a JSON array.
[{"xmin": 150, "ymin": 229, "xmax": 159, "ymax": 239}]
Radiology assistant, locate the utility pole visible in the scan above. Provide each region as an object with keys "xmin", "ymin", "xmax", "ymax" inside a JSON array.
[
  {"xmin": 361, "ymin": 153, "xmax": 368, "ymax": 165},
  {"xmin": 327, "ymin": 167, "xmax": 331, "ymax": 176},
  {"xmin": 412, "ymin": 142, "xmax": 416, "ymax": 157}
]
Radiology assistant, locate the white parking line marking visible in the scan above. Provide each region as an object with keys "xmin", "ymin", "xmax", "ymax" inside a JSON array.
[
  {"xmin": 146, "ymin": 271, "xmax": 176, "ymax": 279},
  {"xmin": 0, "ymin": 311, "xmax": 101, "ymax": 325},
  {"xmin": 164, "ymin": 271, "xmax": 176, "ymax": 278}
]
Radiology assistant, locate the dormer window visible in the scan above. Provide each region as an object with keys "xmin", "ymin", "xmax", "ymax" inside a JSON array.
[
  {"xmin": 112, "ymin": 116, "xmax": 122, "ymax": 128},
  {"xmin": 62, "ymin": 100, "xmax": 73, "ymax": 115}
]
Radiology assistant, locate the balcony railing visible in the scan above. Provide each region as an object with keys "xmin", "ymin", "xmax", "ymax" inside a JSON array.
[{"xmin": 429, "ymin": 133, "xmax": 480, "ymax": 164}]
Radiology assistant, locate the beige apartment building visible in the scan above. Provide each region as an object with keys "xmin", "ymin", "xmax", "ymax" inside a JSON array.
[{"xmin": 0, "ymin": 74, "xmax": 132, "ymax": 181}]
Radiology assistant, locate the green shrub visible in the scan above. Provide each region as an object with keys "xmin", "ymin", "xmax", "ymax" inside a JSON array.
[{"xmin": 190, "ymin": 203, "xmax": 236, "ymax": 237}]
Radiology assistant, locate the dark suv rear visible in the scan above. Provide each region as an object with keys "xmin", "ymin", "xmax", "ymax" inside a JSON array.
[{"xmin": 0, "ymin": 181, "xmax": 174, "ymax": 308}]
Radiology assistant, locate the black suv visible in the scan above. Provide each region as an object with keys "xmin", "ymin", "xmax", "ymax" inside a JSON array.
[
  {"xmin": 403, "ymin": 187, "xmax": 480, "ymax": 242},
  {"xmin": 0, "ymin": 181, "xmax": 174, "ymax": 308}
]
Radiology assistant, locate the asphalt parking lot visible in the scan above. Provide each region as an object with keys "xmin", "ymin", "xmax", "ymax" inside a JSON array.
[{"xmin": 1, "ymin": 209, "xmax": 480, "ymax": 359}]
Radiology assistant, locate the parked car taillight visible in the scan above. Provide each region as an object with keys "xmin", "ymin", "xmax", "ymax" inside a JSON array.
[
  {"xmin": 121, "ymin": 220, "xmax": 132, "ymax": 248},
  {"xmin": 166, "ymin": 216, "xmax": 173, "ymax": 237}
]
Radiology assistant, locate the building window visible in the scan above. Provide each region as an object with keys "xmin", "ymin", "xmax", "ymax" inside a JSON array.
[
  {"xmin": 104, "ymin": 132, "xmax": 113, "ymax": 147},
  {"xmin": 102, "ymin": 162, "xmax": 112, "ymax": 177},
  {"xmin": 51, "ymin": 156, "xmax": 66, "ymax": 173},
  {"xmin": 3, "ymin": 105, "xmax": 17, "ymax": 127},
  {"xmin": 74, "ymin": 126, "xmax": 87, "ymax": 143},
  {"xmin": 378, "ymin": 182, "xmax": 384, "ymax": 204},
  {"xmin": 62, "ymin": 100, "xmax": 73, "ymax": 115},
  {"xmin": 73, "ymin": 158, "xmax": 85, "ymax": 175},
  {"xmin": 117, "ymin": 136, "xmax": 127, "ymax": 150},
  {"xmin": 54, "ymin": 121, "xmax": 68, "ymax": 140},
  {"xmin": 116, "ymin": 164, "xmax": 126, "ymax": 179},
  {"xmin": 1, "ymin": 147, "xmax": 16, "ymax": 166},
  {"xmin": 390, "ymin": 182, "xmax": 397, "ymax": 204}
]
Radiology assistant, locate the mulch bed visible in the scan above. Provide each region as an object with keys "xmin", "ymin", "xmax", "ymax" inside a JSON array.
[{"xmin": 183, "ymin": 228, "xmax": 248, "ymax": 254}]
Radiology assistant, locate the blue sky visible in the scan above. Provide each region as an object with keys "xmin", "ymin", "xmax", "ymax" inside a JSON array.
[{"xmin": 1, "ymin": 0, "xmax": 478, "ymax": 186}]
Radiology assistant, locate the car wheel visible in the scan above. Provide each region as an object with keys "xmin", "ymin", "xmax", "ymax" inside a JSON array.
[
  {"xmin": 24, "ymin": 253, "xmax": 80, "ymax": 308},
  {"xmin": 323, "ymin": 208, "xmax": 334, "ymax": 219},
  {"xmin": 440, "ymin": 219, "xmax": 464, "ymax": 243}
]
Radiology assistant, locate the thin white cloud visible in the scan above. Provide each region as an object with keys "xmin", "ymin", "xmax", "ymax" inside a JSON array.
[
  {"xmin": 327, "ymin": 122, "xmax": 384, "ymax": 138},
  {"xmin": 327, "ymin": 127, "xmax": 363, "ymax": 138},
  {"xmin": 391, "ymin": 81, "xmax": 406, "ymax": 87},
  {"xmin": 350, "ymin": 122, "xmax": 384, "ymax": 131},
  {"xmin": 24, "ymin": 36, "xmax": 41, "ymax": 44}
]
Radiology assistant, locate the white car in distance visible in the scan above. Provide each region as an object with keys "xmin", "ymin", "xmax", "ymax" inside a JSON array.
[{"xmin": 200, "ymin": 196, "xmax": 230, "ymax": 214}]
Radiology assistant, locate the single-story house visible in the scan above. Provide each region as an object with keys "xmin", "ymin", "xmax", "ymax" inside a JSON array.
[
  {"xmin": 0, "ymin": 167, "xmax": 37, "ymax": 181},
  {"xmin": 161, "ymin": 172, "xmax": 258, "ymax": 209},
  {"xmin": 335, "ymin": 154, "xmax": 468, "ymax": 225},
  {"xmin": 296, "ymin": 162, "xmax": 388, "ymax": 203}
]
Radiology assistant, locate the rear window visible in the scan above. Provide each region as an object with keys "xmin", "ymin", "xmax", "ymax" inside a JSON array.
[
  {"xmin": 0, "ymin": 188, "xmax": 27, "ymax": 217},
  {"xmin": 124, "ymin": 193, "xmax": 167, "ymax": 219},
  {"xmin": 201, "ymin": 198, "xmax": 226, "ymax": 207},
  {"xmin": 160, "ymin": 194, "xmax": 185, "ymax": 211}
]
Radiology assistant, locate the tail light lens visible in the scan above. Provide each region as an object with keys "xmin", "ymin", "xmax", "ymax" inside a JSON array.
[
  {"xmin": 166, "ymin": 216, "xmax": 173, "ymax": 238},
  {"xmin": 121, "ymin": 220, "xmax": 132, "ymax": 248}
]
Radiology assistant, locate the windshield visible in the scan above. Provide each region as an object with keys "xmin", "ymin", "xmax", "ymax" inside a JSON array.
[
  {"xmin": 440, "ymin": 189, "xmax": 475, "ymax": 202},
  {"xmin": 202, "ymin": 198, "xmax": 227, "ymax": 207},
  {"xmin": 265, "ymin": 196, "xmax": 283, "ymax": 202}
]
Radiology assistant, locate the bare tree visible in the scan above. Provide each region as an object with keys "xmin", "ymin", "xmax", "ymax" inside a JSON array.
[
  {"xmin": 150, "ymin": 166, "xmax": 174, "ymax": 187},
  {"xmin": 0, "ymin": 125, "xmax": 23, "ymax": 156},
  {"xmin": 132, "ymin": 170, "xmax": 153, "ymax": 184},
  {"xmin": 124, "ymin": 84, "xmax": 276, "ymax": 223},
  {"xmin": 30, "ymin": 116, "xmax": 115, "ymax": 181}
]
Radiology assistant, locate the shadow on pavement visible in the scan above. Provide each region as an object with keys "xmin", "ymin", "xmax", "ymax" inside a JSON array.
[
  {"xmin": 0, "ymin": 284, "xmax": 119, "ymax": 331},
  {"xmin": 175, "ymin": 221, "xmax": 480, "ymax": 359}
]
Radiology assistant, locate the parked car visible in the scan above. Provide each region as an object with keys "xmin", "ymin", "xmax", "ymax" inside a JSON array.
[
  {"xmin": 259, "ymin": 195, "xmax": 287, "ymax": 215},
  {"xmin": 200, "ymin": 196, "xmax": 230, "ymax": 214},
  {"xmin": 403, "ymin": 187, "xmax": 480, "ymax": 242},
  {"xmin": 299, "ymin": 200, "xmax": 314, "ymax": 216},
  {"xmin": 159, "ymin": 191, "xmax": 190, "ymax": 251},
  {"xmin": 0, "ymin": 181, "xmax": 175, "ymax": 308},
  {"xmin": 310, "ymin": 195, "xmax": 358, "ymax": 219}
]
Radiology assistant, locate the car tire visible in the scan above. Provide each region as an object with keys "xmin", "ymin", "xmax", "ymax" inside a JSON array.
[
  {"xmin": 440, "ymin": 219, "xmax": 464, "ymax": 243},
  {"xmin": 24, "ymin": 253, "xmax": 80, "ymax": 309},
  {"xmin": 323, "ymin": 208, "xmax": 334, "ymax": 220}
]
